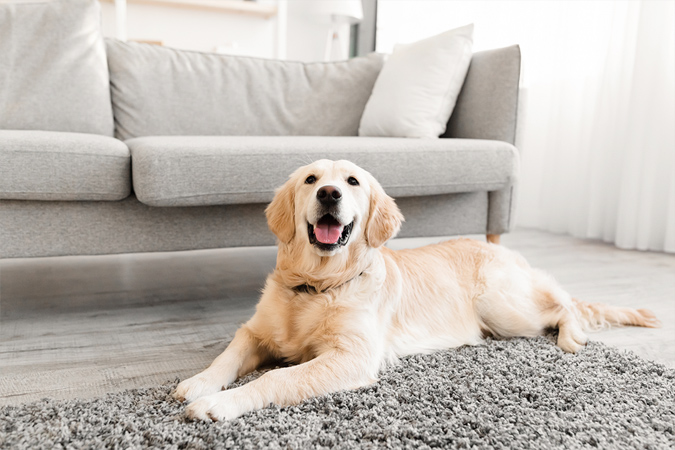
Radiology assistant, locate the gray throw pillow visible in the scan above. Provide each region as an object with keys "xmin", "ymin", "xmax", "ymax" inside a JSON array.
[
  {"xmin": 106, "ymin": 39, "xmax": 385, "ymax": 140},
  {"xmin": 0, "ymin": 0, "xmax": 114, "ymax": 136}
]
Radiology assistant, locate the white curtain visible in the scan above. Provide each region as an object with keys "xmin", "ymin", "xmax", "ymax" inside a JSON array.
[
  {"xmin": 377, "ymin": 0, "xmax": 675, "ymax": 253},
  {"xmin": 516, "ymin": 0, "xmax": 675, "ymax": 253}
]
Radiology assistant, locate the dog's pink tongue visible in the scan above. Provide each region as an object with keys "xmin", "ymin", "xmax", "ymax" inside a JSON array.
[{"xmin": 314, "ymin": 223, "xmax": 343, "ymax": 244}]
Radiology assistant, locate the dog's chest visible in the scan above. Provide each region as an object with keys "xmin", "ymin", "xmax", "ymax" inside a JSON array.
[{"xmin": 272, "ymin": 293, "xmax": 347, "ymax": 363}]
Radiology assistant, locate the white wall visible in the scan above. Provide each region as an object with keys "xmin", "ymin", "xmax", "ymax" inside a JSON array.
[
  {"xmin": 376, "ymin": 0, "xmax": 617, "ymax": 86},
  {"xmin": 99, "ymin": 0, "xmax": 351, "ymax": 61},
  {"xmin": 99, "ymin": 1, "xmax": 279, "ymax": 58},
  {"xmin": 285, "ymin": 0, "xmax": 351, "ymax": 62}
]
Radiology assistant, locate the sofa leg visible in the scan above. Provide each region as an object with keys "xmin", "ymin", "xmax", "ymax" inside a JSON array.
[{"xmin": 486, "ymin": 234, "xmax": 501, "ymax": 244}]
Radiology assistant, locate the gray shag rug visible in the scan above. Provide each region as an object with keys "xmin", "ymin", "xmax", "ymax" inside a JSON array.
[{"xmin": 2, "ymin": 336, "xmax": 674, "ymax": 449}]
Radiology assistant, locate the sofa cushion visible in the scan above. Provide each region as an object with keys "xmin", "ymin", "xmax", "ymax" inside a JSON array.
[
  {"xmin": 0, "ymin": 0, "xmax": 114, "ymax": 136},
  {"xmin": 0, "ymin": 131, "xmax": 130, "ymax": 201},
  {"xmin": 127, "ymin": 136, "xmax": 518, "ymax": 207},
  {"xmin": 443, "ymin": 45, "xmax": 521, "ymax": 145},
  {"xmin": 106, "ymin": 40, "xmax": 386, "ymax": 141},
  {"xmin": 359, "ymin": 24, "xmax": 473, "ymax": 138}
]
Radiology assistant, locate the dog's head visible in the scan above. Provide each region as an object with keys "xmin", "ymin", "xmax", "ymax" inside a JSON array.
[{"xmin": 266, "ymin": 160, "xmax": 403, "ymax": 257}]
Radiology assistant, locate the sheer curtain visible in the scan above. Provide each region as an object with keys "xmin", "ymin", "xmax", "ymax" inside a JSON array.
[{"xmin": 377, "ymin": 0, "xmax": 675, "ymax": 253}]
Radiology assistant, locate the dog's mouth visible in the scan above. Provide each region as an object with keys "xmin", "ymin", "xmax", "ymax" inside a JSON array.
[{"xmin": 308, "ymin": 214, "xmax": 354, "ymax": 251}]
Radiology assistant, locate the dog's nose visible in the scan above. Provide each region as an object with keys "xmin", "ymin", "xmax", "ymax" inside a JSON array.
[{"xmin": 317, "ymin": 185, "xmax": 342, "ymax": 205}]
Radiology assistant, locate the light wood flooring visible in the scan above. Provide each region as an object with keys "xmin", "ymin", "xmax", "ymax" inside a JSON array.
[{"xmin": 1, "ymin": 229, "xmax": 673, "ymax": 406}]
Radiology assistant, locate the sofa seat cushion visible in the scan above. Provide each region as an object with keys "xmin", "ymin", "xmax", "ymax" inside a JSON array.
[
  {"xmin": 127, "ymin": 136, "xmax": 518, "ymax": 207},
  {"xmin": 0, "ymin": 130, "xmax": 130, "ymax": 201}
]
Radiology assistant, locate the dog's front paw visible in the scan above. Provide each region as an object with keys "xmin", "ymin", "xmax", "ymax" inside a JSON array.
[
  {"xmin": 185, "ymin": 390, "xmax": 245, "ymax": 422},
  {"xmin": 173, "ymin": 372, "xmax": 224, "ymax": 403}
]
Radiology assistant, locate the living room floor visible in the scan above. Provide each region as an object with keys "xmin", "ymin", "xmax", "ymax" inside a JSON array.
[{"xmin": 1, "ymin": 228, "xmax": 673, "ymax": 407}]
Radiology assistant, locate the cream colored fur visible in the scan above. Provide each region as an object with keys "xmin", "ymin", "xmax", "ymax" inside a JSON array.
[{"xmin": 173, "ymin": 160, "xmax": 660, "ymax": 421}]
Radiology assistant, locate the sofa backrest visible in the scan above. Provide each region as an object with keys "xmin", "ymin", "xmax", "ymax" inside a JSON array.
[
  {"xmin": 0, "ymin": 0, "xmax": 114, "ymax": 136},
  {"xmin": 444, "ymin": 45, "xmax": 521, "ymax": 145},
  {"xmin": 106, "ymin": 39, "xmax": 386, "ymax": 141}
]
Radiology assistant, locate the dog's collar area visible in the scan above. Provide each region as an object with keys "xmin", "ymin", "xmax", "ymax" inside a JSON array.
[
  {"xmin": 291, "ymin": 272, "xmax": 364, "ymax": 295},
  {"xmin": 291, "ymin": 283, "xmax": 317, "ymax": 295}
]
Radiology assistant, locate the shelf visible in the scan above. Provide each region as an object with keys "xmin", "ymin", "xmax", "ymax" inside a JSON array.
[{"xmin": 100, "ymin": 0, "xmax": 277, "ymax": 19}]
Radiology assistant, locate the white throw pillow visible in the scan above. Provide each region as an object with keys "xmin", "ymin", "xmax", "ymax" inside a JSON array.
[{"xmin": 358, "ymin": 24, "xmax": 474, "ymax": 138}]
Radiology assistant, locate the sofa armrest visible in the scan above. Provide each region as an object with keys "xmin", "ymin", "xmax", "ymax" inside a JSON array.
[
  {"xmin": 443, "ymin": 45, "xmax": 521, "ymax": 236},
  {"xmin": 443, "ymin": 45, "xmax": 521, "ymax": 145}
]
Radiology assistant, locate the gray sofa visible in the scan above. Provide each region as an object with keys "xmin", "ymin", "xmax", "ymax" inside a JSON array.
[{"xmin": 0, "ymin": 1, "xmax": 520, "ymax": 259}]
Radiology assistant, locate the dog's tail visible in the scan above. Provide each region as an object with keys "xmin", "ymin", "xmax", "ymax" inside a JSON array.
[{"xmin": 571, "ymin": 297, "xmax": 661, "ymax": 331}]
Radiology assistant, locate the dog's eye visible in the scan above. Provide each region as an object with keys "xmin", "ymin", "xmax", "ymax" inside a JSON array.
[
  {"xmin": 347, "ymin": 176, "xmax": 359, "ymax": 186},
  {"xmin": 305, "ymin": 175, "xmax": 316, "ymax": 184}
]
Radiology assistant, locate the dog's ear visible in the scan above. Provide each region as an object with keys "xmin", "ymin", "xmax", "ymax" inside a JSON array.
[
  {"xmin": 266, "ymin": 177, "xmax": 296, "ymax": 244},
  {"xmin": 366, "ymin": 181, "xmax": 404, "ymax": 248}
]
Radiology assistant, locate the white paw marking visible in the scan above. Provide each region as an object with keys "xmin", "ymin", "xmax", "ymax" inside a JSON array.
[
  {"xmin": 185, "ymin": 390, "xmax": 244, "ymax": 422},
  {"xmin": 173, "ymin": 373, "xmax": 223, "ymax": 403},
  {"xmin": 557, "ymin": 335, "xmax": 582, "ymax": 353}
]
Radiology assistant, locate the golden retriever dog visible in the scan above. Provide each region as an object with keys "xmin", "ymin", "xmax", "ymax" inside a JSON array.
[{"xmin": 173, "ymin": 159, "xmax": 660, "ymax": 421}]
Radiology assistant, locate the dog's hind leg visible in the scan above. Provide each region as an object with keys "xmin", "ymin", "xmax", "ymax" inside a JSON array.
[
  {"xmin": 555, "ymin": 311, "xmax": 589, "ymax": 353},
  {"xmin": 556, "ymin": 297, "xmax": 661, "ymax": 352},
  {"xmin": 529, "ymin": 270, "xmax": 660, "ymax": 353},
  {"xmin": 529, "ymin": 271, "xmax": 590, "ymax": 353},
  {"xmin": 475, "ymin": 268, "xmax": 590, "ymax": 353}
]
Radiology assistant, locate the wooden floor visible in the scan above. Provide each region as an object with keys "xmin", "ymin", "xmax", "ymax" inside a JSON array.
[{"xmin": 1, "ymin": 229, "xmax": 673, "ymax": 406}]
